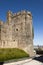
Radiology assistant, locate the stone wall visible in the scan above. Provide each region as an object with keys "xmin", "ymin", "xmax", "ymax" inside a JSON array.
[{"xmin": 0, "ymin": 10, "xmax": 34, "ymax": 56}]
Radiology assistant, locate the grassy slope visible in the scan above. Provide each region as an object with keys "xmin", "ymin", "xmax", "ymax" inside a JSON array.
[{"xmin": 0, "ymin": 48, "xmax": 29, "ymax": 62}]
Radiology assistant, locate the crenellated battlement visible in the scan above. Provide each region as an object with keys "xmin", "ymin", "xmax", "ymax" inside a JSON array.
[
  {"xmin": 7, "ymin": 10, "xmax": 32, "ymax": 23},
  {"xmin": 12, "ymin": 10, "xmax": 31, "ymax": 17},
  {"xmin": 0, "ymin": 20, "xmax": 3, "ymax": 25}
]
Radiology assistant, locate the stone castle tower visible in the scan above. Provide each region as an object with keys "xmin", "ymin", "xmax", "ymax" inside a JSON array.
[{"xmin": 0, "ymin": 10, "xmax": 34, "ymax": 56}]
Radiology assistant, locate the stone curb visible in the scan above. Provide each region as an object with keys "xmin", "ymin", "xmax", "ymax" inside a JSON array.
[{"xmin": 3, "ymin": 58, "xmax": 32, "ymax": 65}]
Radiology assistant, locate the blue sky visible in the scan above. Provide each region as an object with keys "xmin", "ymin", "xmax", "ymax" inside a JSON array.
[{"xmin": 0, "ymin": 0, "xmax": 43, "ymax": 45}]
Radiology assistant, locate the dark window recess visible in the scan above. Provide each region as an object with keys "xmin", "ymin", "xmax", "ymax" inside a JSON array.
[
  {"xmin": 13, "ymin": 40, "xmax": 15, "ymax": 41},
  {"xmin": 16, "ymin": 29, "xmax": 18, "ymax": 31},
  {"xmin": 29, "ymin": 14, "xmax": 31, "ymax": 16},
  {"xmin": 0, "ymin": 25, "xmax": 1, "ymax": 31},
  {"xmin": 25, "ymin": 16, "xmax": 27, "ymax": 20},
  {"xmin": 3, "ymin": 41, "xmax": 5, "ymax": 46},
  {"xmin": 0, "ymin": 28, "xmax": 1, "ymax": 31}
]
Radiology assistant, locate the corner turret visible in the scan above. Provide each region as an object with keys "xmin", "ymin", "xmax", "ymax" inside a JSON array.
[{"xmin": 7, "ymin": 10, "xmax": 12, "ymax": 23}]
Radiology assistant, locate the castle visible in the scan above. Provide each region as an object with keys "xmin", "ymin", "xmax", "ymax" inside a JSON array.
[{"xmin": 0, "ymin": 10, "xmax": 34, "ymax": 56}]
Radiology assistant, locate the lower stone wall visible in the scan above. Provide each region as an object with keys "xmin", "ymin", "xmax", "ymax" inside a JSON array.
[
  {"xmin": 0, "ymin": 40, "xmax": 18, "ymax": 48},
  {"xmin": 0, "ymin": 40, "xmax": 34, "ymax": 57}
]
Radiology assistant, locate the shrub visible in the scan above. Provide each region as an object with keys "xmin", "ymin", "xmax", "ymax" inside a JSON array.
[
  {"xmin": 0, "ymin": 48, "xmax": 29, "ymax": 62},
  {"xmin": 35, "ymin": 48, "xmax": 43, "ymax": 55}
]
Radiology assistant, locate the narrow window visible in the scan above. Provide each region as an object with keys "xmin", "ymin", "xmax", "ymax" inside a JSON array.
[
  {"xmin": 16, "ymin": 29, "xmax": 18, "ymax": 31},
  {"xmin": 3, "ymin": 41, "xmax": 5, "ymax": 46}
]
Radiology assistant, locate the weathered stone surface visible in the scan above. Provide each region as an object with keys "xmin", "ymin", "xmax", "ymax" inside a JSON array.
[{"xmin": 0, "ymin": 10, "xmax": 34, "ymax": 56}]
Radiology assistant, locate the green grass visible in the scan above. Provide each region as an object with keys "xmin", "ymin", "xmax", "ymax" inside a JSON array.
[{"xmin": 0, "ymin": 48, "xmax": 29, "ymax": 62}]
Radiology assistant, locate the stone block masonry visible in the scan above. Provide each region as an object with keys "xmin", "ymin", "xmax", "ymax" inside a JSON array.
[{"xmin": 0, "ymin": 10, "xmax": 34, "ymax": 57}]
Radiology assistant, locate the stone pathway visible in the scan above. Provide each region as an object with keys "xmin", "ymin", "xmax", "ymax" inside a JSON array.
[
  {"xmin": 3, "ymin": 59, "xmax": 43, "ymax": 65},
  {"xmin": 22, "ymin": 60, "xmax": 43, "ymax": 65},
  {"xmin": 3, "ymin": 59, "xmax": 32, "ymax": 65}
]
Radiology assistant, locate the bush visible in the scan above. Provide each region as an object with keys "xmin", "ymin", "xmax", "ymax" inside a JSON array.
[
  {"xmin": 36, "ymin": 50, "xmax": 43, "ymax": 54},
  {"xmin": 35, "ymin": 49, "xmax": 43, "ymax": 55},
  {"xmin": 0, "ymin": 48, "xmax": 29, "ymax": 62}
]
